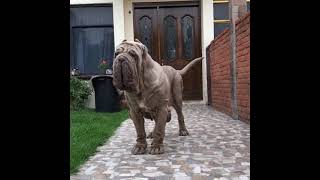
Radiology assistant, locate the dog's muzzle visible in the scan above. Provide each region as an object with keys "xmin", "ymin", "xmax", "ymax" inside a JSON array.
[{"xmin": 113, "ymin": 55, "xmax": 137, "ymax": 92}]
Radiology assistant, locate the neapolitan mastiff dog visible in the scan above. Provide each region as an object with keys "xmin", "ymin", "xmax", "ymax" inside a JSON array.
[{"xmin": 113, "ymin": 39, "xmax": 203, "ymax": 155}]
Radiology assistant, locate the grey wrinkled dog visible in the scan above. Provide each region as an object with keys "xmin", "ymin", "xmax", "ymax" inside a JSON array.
[{"xmin": 113, "ymin": 39, "xmax": 203, "ymax": 155}]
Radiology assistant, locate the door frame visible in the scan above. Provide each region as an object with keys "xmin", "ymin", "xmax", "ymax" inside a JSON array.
[
  {"xmin": 132, "ymin": 1, "xmax": 203, "ymax": 100},
  {"xmin": 132, "ymin": 0, "xmax": 203, "ymax": 63},
  {"xmin": 132, "ymin": 1, "xmax": 202, "ymax": 59},
  {"xmin": 133, "ymin": 1, "xmax": 200, "ymax": 9}
]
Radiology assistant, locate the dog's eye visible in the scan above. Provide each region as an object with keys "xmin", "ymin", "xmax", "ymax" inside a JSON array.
[
  {"xmin": 128, "ymin": 50, "xmax": 135, "ymax": 56},
  {"xmin": 128, "ymin": 50, "xmax": 137, "ymax": 58},
  {"xmin": 115, "ymin": 47, "xmax": 124, "ymax": 57}
]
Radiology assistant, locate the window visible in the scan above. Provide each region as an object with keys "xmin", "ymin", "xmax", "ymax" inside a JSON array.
[
  {"xmin": 70, "ymin": 5, "xmax": 114, "ymax": 75},
  {"xmin": 214, "ymin": 23, "xmax": 230, "ymax": 37},
  {"xmin": 214, "ymin": 1, "xmax": 229, "ymax": 20},
  {"xmin": 163, "ymin": 16, "xmax": 177, "ymax": 60},
  {"xmin": 213, "ymin": 0, "xmax": 230, "ymax": 37},
  {"xmin": 181, "ymin": 15, "xmax": 194, "ymax": 60},
  {"xmin": 139, "ymin": 16, "xmax": 153, "ymax": 56},
  {"xmin": 213, "ymin": 0, "xmax": 250, "ymax": 37}
]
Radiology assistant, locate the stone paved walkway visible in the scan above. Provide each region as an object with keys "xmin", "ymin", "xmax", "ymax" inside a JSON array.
[{"xmin": 71, "ymin": 104, "xmax": 250, "ymax": 180}]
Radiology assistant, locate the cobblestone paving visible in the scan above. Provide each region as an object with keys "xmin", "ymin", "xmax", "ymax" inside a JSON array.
[{"xmin": 71, "ymin": 104, "xmax": 250, "ymax": 180}]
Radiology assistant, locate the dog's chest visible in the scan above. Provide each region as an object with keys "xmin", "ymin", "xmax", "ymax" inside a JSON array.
[
  {"xmin": 137, "ymin": 99, "xmax": 153, "ymax": 113},
  {"xmin": 137, "ymin": 101, "xmax": 155, "ymax": 119},
  {"xmin": 126, "ymin": 92, "xmax": 168, "ymax": 119}
]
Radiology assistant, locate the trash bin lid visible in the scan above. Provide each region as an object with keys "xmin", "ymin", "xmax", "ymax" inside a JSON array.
[{"xmin": 90, "ymin": 75, "xmax": 113, "ymax": 82}]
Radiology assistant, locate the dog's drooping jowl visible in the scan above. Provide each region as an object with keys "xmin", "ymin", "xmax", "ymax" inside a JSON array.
[{"xmin": 113, "ymin": 39, "xmax": 203, "ymax": 155}]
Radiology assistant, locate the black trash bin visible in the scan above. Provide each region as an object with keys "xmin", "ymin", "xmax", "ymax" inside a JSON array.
[{"xmin": 91, "ymin": 75, "xmax": 120, "ymax": 112}]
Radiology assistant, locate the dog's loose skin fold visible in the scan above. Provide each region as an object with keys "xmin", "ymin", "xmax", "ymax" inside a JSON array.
[{"xmin": 113, "ymin": 39, "xmax": 203, "ymax": 155}]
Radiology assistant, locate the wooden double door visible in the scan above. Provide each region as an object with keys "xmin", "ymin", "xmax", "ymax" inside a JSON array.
[{"xmin": 133, "ymin": 2, "xmax": 202, "ymax": 100}]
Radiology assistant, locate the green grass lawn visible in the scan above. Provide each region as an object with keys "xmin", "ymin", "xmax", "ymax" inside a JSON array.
[{"xmin": 70, "ymin": 108, "xmax": 128, "ymax": 174}]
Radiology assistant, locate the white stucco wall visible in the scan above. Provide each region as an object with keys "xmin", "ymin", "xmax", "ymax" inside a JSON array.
[
  {"xmin": 71, "ymin": 0, "xmax": 214, "ymax": 106},
  {"xmin": 124, "ymin": 0, "xmax": 134, "ymax": 41},
  {"xmin": 201, "ymin": 0, "xmax": 214, "ymax": 104}
]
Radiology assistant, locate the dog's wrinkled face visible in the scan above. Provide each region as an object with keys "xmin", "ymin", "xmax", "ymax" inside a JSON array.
[{"xmin": 113, "ymin": 39, "xmax": 146, "ymax": 93}]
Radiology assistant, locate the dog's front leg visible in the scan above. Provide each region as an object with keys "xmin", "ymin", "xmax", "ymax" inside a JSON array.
[
  {"xmin": 130, "ymin": 109, "xmax": 147, "ymax": 155},
  {"xmin": 149, "ymin": 107, "xmax": 167, "ymax": 155}
]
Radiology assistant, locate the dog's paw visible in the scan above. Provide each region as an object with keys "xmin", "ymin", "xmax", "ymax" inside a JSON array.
[
  {"xmin": 179, "ymin": 129, "xmax": 189, "ymax": 136},
  {"xmin": 147, "ymin": 132, "xmax": 154, "ymax": 139},
  {"xmin": 149, "ymin": 144, "xmax": 164, "ymax": 155},
  {"xmin": 131, "ymin": 143, "xmax": 147, "ymax": 155}
]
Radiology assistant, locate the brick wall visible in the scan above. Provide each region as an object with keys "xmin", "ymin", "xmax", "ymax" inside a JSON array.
[
  {"xmin": 207, "ymin": 12, "xmax": 250, "ymax": 122},
  {"xmin": 236, "ymin": 13, "xmax": 250, "ymax": 122},
  {"xmin": 209, "ymin": 29, "xmax": 232, "ymax": 115}
]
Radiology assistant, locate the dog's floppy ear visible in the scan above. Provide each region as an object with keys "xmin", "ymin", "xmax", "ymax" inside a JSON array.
[
  {"xmin": 134, "ymin": 38, "xmax": 148, "ymax": 58},
  {"xmin": 139, "ymin": 43, "xmax": 148, "ymax": 58},
  {"xmin": 134, "ymin": 38, "xmax": 142, "ymax": 43}
]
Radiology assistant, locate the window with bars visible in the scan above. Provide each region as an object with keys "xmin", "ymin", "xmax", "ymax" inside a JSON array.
[
  {"xmin": 70, "ymin": 5, "xmax": 114, "ymax": 75},
  {"xmin": 213, "ymin": 0, "xmax": 250, "ymax": 38}
]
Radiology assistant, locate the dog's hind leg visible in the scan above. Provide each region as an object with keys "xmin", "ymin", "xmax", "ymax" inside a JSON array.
[
  {"xmin": 147, "ymin": 107, "xmax": 171, "ymax": 139},
  {"xmin": 172, "ymin": 75, "xmax": 189, "ymax": 136},
  {"xmin": 173, "ymin": 105, "xmax": 189, "ymax": 136}
]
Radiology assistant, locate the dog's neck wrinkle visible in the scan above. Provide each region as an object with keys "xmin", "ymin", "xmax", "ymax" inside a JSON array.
[
  {"xmin": 126, "ymin": 54, "xmax": 168, "ymax": 110},
  {"xmin": 142, "ymin": 58, "xmax": 162, "ymax": 90}
]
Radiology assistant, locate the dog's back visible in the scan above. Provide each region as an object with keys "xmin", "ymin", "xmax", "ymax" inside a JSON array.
[
  {"xmin": 161, "ymin": 57, "xmax": 203, "ymax": 85},
  {"xmin": 161, "ymin": 57, "xmax": 202, "ymax": 107},
  {"xmin": 162, "ymin": 66, "xmax": 181, "ymax": 85}
]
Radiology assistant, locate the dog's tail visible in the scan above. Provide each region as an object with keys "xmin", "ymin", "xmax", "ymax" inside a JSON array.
[{"xmin": 178, "ymin": 57, "xmax": 204, "ymax": 76}]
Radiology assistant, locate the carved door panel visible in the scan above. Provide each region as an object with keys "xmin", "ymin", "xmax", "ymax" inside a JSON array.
[{"xmin": 134, "ymin": 3, "xmax": 202, "ymax": 100}]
